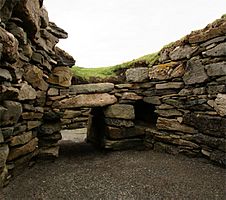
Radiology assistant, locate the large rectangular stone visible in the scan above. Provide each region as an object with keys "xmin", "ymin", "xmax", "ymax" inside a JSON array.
[
  {"xmin": 56, "ymin": 93, "xmax": 117, "ymax": 108},
  {"xmin": 105, "ymin": 126, "xmax": 145, "ymax": 139},
  {"xmin": 183, "ymin": 58, "xmax": 208, "ymax": 85},
  {"xmin": 69, "ymin": 83, "xmax": 114, "ymax": 94},
  {"xmin": 105, "ymin": 118, "xmax": 134, "ymax": 128},
  {"xmin": 10, "ymin": 131, "xmax": 34, "ymax": 147},
  {"xmin": 104, "ymin": 138, "xmax": 144, "ymax": 150},
  {"xmin": 126, "ymin": 67, "xmax": 149, "ymax": 83},
  {"xmin": 104, "ymin": 104, "xmax": 135, "ymax": 119},
  {"xmin": 155, "ymin": 82, "xmax": 184, "ymax": 90},
  {"xmin": 7, "ymin": 138, "xmax": 38, "ymax": 161},
  {"xmin": 157, "ymin": 117, "xmax": 197, "ymax": 134},
  {"xmin": 205, "ymin": 62, "xmax": 226, "ymax": 77}
]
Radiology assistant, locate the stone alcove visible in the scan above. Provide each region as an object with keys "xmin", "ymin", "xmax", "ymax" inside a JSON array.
[{"xmin": 134, "ymin": 100, "xmax": 158, "ymax": 128}]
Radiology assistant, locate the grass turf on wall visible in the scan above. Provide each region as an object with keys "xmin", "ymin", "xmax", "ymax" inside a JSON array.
[{"xmin": 71, "ymin": 52, "xmax": 159, "ymax": 80}]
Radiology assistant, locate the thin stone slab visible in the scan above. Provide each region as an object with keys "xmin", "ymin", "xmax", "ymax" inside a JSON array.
[
  {"xmin": 157, "ymin": 117, "xmax": 197, "ymax": 134},
  {"xmin": 69, "ymin": 83, "xmax": 114, "ymax": 94},
  {"xmin": 56, "ymin": 93, "xmax": 117, "ymax": 108}
]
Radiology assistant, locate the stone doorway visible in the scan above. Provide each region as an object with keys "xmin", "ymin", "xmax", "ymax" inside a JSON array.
[{"xmin": 86, "ymin": 107, "xmax": 105, "ymax": 148}]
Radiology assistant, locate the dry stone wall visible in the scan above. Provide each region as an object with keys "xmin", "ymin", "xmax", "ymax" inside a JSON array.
[
  {"xmin": 49, "ymin": 16, "xmax": 226, "ymax": 168},
  {"xmin": 0, "ymin": 0, "xmax": 75, "ymax": 187}
]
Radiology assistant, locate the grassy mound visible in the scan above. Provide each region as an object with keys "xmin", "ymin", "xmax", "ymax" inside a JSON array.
[{"xmin": 71, "ymin": 52, "xmax": 159, "ymax": 80}]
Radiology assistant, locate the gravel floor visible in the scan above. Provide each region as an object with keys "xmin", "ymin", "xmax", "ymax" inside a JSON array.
[{"xmin": 1, "ymin": 140, "xmax": 226, "ymax": 200}]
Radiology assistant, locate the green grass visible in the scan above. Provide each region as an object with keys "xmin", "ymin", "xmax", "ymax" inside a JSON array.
[
  {"xmin": 222, "ymin": 14, "xmax": 226, "ymax": 18},
  {"xmin": 71, "ymin": 52, "xmax": 159, "ymax": 80}
]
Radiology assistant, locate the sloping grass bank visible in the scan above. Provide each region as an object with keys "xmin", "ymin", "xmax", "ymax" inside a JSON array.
[{"xmin": 71, "ymin": 52, "xmax": 159, "ymax": 80}]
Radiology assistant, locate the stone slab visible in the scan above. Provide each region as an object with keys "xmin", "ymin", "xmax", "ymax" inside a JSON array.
[
  {"xmin": 69, "ymin": 83, "xmax": 114, "ymax": 94},
  {"xmin": 104, "ymin": 104, "xmax": 135, "ymax": 120},
  {"xmin": 126, "ymin": 67, "xmax": 149, "ymax": 83},
  {"xmin": 56, "ymin": 93, "xmax": 117, "ymax": 108}
]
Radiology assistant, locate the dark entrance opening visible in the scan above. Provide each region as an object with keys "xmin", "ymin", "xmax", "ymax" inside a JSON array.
[
  {"xmin": 134, "ymin": 100, "xmax": 158, "ymax": 128},
  {"xmin": 87, "ymin": 107, "xmax": 105, "ymax": 148}
]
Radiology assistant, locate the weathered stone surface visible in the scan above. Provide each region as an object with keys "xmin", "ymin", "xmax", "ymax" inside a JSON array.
[
  {"xmin": 39, "ymin": 123, "xmax": 61, "ymax": 135},
  {"xmin": 207, "ymin": 85, "xmax": 226, "ymax": 95},
  {"xmin": 155, "ymin": 109, "xmax": 182, "ymax": 117},
  {"xmin": 183, "ymin": 113, "xmax": 226, "ymax": 137},
  {"xmin": 0, "ymin": 165, "xmax": 8, "ymax": 187},
  {"xmin": 31, "ymin": 51, "xmax": 45, "ymax": 65},
  {"xmin": 22, "ymin": 112, "xmax": 43, "ymax": 120},
  {"xmin": 157, "ymin": 117, "xmax": 197, "ymax": 134},
  {"xmin": 27, "ymin": 121, "xmax": 42, "ymax": 130},
  {"xmin": 0, "ymin": 130, "xmax": 3, "ymax": 143},
  {"xmin": 0, "ymin": 105, "xmax": 7, "ymax": 121},
  {"xmin": 42, "ymin": 132, "xmax": 62, "ymax": 141},
  {"xmin": 13, "ymin": 124, "xmax": 27, "ymax": 136},
  {"xmin": 126, "ymin": 67, "xmax": 149, "ymax": 82},
  {"xmin": 149, "ymin": 62, "xmax": 185, "ymax": 80},
  {"xmin": 0, "ymin": 85, "xmax": 19, "ymax": 101},
  {"xmin": 169, "ymin": 45, "xmax": 198, "ymax": 60},
  {"xmin": 56, "ymin": 93, "xmax": 117, "ymax": 108},
  {"xmin": 47, "ymin": 66, "xmax": 73, "ymax": 87},
  {"xmin": 40, "ymin": 7, "xmax": 49, "ymax": 28},
  {"xmin": 192, "ymin": 134, "xmax": 225, "ymax": 152},
  {"xmin": 183, "ymin": 58, "xmax": 208, "ymax": 85},
  {"xmin": 193, "ymin": 87, "xmax": 206, "ymax": 95},
  {"xmin": 0, "ymin": 144, "xmax": 9, "ymax": 167},
  {"xmin": 66, "ymin": 122, "xmax": 87, "ymax": 129},
  {"xmin": 1, "ymin": 101, "xmax": 22, "ymax": 126},
  {"xmin": 188, "ymin": 20, "xmax": 226, "ymax": 43},
  {"xmin": 0, "ymin": 27, "xmax": 18, "ymax": 63},
  {"xmin": 105, "ymin": 126, "xmax": 145, "ymax": 139},
  {"xmin": 63, "ymin": 110, "xmax": 81, "ymax": 119},
  {"xmin": 104, "ymin": 138, "xmax": 144, "ymax": 150},
  {"xmin": 115, "ymin": 84, "xmax": 133, "ymax": 89},
  {"xmin": 200, "ymin": 36, "xmax": 226, "ymax": 47},
  {"xmin": 69, "ymin": 83, "xmax": 114, "ymax": 94},
  {"xmin": 7, "ymin": 138, "xmax": 38, "ymax": 161},
  {"xmin": 156, "ymin": 82, "xmax": 184, "ymax": 90},
  {"xmin": 1, "ymin": 127, "xmax": 14, "ymax": 138},
  {"xmin": 153, "ymin": 142, "xmax": 179, "ymax": 155},
  {"xmin": 154, "ymin": 134, "xmax": 199, "ymax": 149},
  {"xmin": 157, "ymin": 104, "xmax": 174, "ymax": 110},
  {"xmin": 214, "ymin": 94, "xmax": 226, "ymax": 116},
  {"xmin": 0, "ymin": 0, "xmax": 19, "ymax": 22},
  {"xmin": 14, "ymin": 0, "xmax": 41, "ymax": 39},
  {"xmin": 105, "ymin": 118, "xmax": 134, "ymax": 128},
  {"xmin": 36, "ymin": 90, "xmax": 46, "ymax": 106},
  {"xmin": 203, "ymin": 42, "xmax": 226, "ymax": 57},
  {"xmin": 6, "ymin": 21, "xmax": 27, "ymax": 44},
  {"xmin": 0, "ymin": 68, "xmax": 12, "ymax": 81},
  {"xmin": 54, "ymin": 47, "xmax": 75, "ymax": 67},
  {"xmin": 205, "ymin": 62, "xmax": 226, "ymax": 77},
  {"xmin": 34, "ymin": 29, "xmax": 58, "ymax": 54},
  {"xmin": 47, "ymin": 22, "xmax": 68, "ymax": 39},
  {"xmin": 23, "ymin": 65, "xmax": 48, "ymax": 91},
  {"xmin": 143, "ymin": 96, "xmax": 161, "ymax": 105},
  {"xmin": 47, "ymin": 88, "xmax": 59, "ymax": 96},
  {"xmin": 38, "ymin": 146, "xmax": 59, "ymax": 158},
  {"xmin": 104, "ymin": 104, "xmax": 135, "ymax": 120},
  {"xmin": 121, "ymin": 92, "xmax": 142, "ymax": 101},
  {"xmin": 10, "ymin": 131, "xmax": 33, "ymax": 146},
  {"xmin": 18, "ymin": 82, "xmax": 37, "ymax": 100}
]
